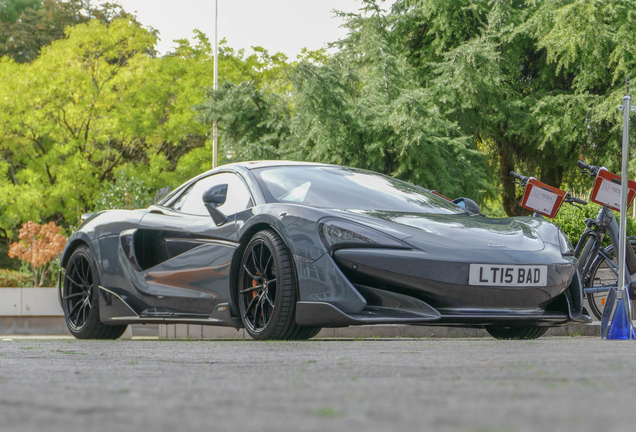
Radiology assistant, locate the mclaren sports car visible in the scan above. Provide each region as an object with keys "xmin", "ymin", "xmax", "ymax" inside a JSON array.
[{"xmin": 59, "ymin": 161, "xmax": 591, "ymax": 340}]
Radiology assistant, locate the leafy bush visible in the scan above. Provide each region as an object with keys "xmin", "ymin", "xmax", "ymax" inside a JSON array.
[
  {"xmin": 8, "ymin": 221, "xmax": 66, "ymax": 287},
  {"xmin": 93, "ymin": 171, "xmax": 156, "ymax": 211},
  {"xmin": 0, "ymin": 241, "xmax": 20, "ymax": 270},
  {"xmin": 0, "ymin": 269, "xmax": 32, "ymax": 287},
  {"xmin": 552, "ymin": 202, "xmax": 636, "ymax": 248}
]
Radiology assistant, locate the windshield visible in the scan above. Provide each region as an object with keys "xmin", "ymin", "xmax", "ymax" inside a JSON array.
[{"xmin": 252, "ymin": 166, "xmax": 463, "ymax": 214}]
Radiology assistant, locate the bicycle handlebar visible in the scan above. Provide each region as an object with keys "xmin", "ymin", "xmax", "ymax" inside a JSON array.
[
  {"xmin": 509, "ymin": 171, "xmax": 529, "ymax": 184},
  {"xmin": 577, "ymin": 160, "xmax": 599, "ymax": 176},
  {"xmin": 577, "ymin": 160, "xmax": 591, "ymax": 170},
  {"xmin": 568, "ymin": 195, "xmax": 588, "ymax": 206},
  {"xmin": 510, "ymin": 171, "xmax": 587, "ymax": 210}
]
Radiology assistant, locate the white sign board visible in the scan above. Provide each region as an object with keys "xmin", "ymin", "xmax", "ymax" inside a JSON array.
[
  {"xmin": 594, "ymin": 179, "xmax": 622, "ymax": 209},
  {"xmin": 525, "ymin": 186, "xmax": 558, "ymax": 215}
]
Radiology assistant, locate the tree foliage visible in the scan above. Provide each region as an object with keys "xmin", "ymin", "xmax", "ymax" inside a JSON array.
[
  {"xmin": 0, "ymin": 14, "xmax": 297, "ymax": 246},
  {"xmin": 0, "ymin": 0, "xmax": 136, "ymax": 63},
  {"xmin": 201, "ymin": 0, "xmax": 636, "ymax": 210},
  {"xmin": 2, "ymin": 0, "xmax": 636, "ymax": 256},
  {"xmin": 199, "ymin": 1, "xmax": 491, "ymax": 199},
  {"xmin": 0, "ymin": 0, "xmax": 40, "ymax": 23},
  {"xmin": 0, "ymin": 18, "xmax": 214, "ymax": 240},
  {"xmin": 8, "ymin": 221, "xmax": 66, "ymax": 286},
  {"xmin": 400, "ymin": 0, "xmax": 636, "ymax": 214}
]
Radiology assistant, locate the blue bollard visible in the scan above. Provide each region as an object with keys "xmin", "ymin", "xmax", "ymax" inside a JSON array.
[{"xmin": 606, "ymin": 298, "xmax": 636, "ymax": 340}]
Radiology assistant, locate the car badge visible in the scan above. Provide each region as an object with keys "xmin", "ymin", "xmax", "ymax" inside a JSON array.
[{"xmin": 488, "ymin": 244, "xmax": 507, "ymax": 248}]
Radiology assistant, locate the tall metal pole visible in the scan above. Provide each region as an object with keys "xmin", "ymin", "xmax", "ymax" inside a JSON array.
[
  {"xmin": 212, "ymin": 0, "xmax": 219, "ymax": 168},
  {"xmin": 618, "ymin": 77, "xmax": 632, "ymax": 323}
]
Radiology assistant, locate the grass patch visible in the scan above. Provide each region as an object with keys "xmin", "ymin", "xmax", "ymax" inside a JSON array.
[
  {"xmin": 313, "ymin": 407, "xmax": 341, "ymax": 418},
  {"xmin": 52, "ymin": 350, "xmax": 86, "ymax": 355}
]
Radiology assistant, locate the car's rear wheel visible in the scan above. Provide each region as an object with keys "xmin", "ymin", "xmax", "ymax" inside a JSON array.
[
  {"xmin": 485, "ymin": 326, "xmax": 548, "ymax": 340},
  {"xmin": 63, "ymin": 245, "xmax": 127, "ymax": 339},
  {"xmin": 237, "ymin": 229, "xmax": 321, "ymax": 340}
]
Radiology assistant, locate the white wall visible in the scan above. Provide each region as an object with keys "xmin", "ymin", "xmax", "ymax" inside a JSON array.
[{"xmin": 0, "ymin": 288, "xmax": 63, "ymax": 316}]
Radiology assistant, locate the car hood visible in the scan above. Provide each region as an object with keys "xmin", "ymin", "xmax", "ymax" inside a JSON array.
[{"xmin": 332, "ymin": 210, "xmax": 547, "ymax": 252}]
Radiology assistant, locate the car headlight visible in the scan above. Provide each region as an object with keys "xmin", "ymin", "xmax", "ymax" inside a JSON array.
[
  {"xmin": 318, "ymin": 219, "xmax": 409, "ymax": 252},
  {"xmin": 557, "ymin": 229, "xmax": 574, "ymax": 256}
]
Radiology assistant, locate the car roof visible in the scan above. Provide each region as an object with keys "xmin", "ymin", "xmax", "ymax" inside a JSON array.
[
  {"xmin": 157, "ymin": 160, "xmax": 337, "ymax": 208},
  {"xmin": 227, "ymin": 160, "xmax": 331, "ymax": 170}
]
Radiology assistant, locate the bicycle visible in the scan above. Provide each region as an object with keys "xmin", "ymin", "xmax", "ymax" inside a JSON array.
[
  {"xmin": 574, "ymin": 160, "xmax": 636, "ymax": 321},
  {"xmin": 509, "ymin": 171, "xmax": 587, "ymax": 218},
  {"xmin": 509, "ymin": 171, "xmax": 595, "ymax": 321}
]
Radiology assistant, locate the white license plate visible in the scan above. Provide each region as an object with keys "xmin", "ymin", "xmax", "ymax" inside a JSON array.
[{"xmin": 469, "ymin": 264, "xmax": 547, "ymax": 286}]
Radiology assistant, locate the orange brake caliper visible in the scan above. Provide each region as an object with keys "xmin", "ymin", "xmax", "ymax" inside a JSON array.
[
  {"xmin": 252, "ymin": 273, "xmax": 263, "ymax": 318},
  {"xmin": 252, "ymin": 277, "xmax": 258, "ymax": 299}
]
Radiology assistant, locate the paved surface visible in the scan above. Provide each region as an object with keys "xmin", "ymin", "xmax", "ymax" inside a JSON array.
[
  {"xmin": 1, "ymin": 337, "xmax": 636, "ymax": 432},
  {"xmin": 159, "ymin": 322, "xmax": 601, "ymax": 339}
]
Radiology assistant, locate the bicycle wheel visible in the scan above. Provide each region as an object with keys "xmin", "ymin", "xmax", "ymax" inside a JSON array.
[{"xmin": 586, "ymin": 242, "xmax": 636, "ymax": 321}]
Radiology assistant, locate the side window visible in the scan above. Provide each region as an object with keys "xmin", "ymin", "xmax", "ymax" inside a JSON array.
[{"xmin": 174, "ymin": 173, "xmax": 253, "ymax": 216}]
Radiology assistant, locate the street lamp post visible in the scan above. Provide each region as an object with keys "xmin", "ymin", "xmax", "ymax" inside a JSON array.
[{"xmin": 212, "ymin": 0, "xmax": 219, "ymax": 168}]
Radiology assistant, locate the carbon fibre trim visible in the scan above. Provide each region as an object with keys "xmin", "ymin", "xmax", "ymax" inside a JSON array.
[{"xmin": 99, "ymin": 286, "xmax": 139, "ymax": 317}]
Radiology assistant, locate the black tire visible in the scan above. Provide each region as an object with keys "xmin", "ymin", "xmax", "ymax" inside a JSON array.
[
  {"xmin": 237, "ymin": 229, "xmax": 321, "ymax": 340},
  {"xmin": 586, "ymin": 242, "xmax": 636, "ymax": 321},
  {"xmin": 62, "ymin": 245, "xmax": 127, "ymax": 339},
  {"xmin": 298, "ymin": 326, "xmax": 323, "ymax": 340},
  {"xmin": 485, "ymin": 326, "xmax": 548, "ymax": 340}
]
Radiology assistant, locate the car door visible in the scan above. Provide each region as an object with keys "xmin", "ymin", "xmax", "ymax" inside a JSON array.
[{"xmin": 130, "ymin": 172, "xmax": 254, "ymax": 317}]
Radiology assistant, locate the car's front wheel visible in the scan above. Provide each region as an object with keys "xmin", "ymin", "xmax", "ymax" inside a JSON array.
[
  {"xmin": 62, "ymin": 245, "xmax": 127, "ymax": 339},
  {"xmin": 485, "ymin": 325, "xmax": 548, "ymax": 340},
  {"xmin": 237, "ymin": 229, "xmax": 321, "ymax": 340}
]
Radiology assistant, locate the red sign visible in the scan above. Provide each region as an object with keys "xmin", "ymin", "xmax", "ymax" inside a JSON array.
[
  {"xmin": 521, "ymin": 178, "xmax": 567, "ymax": 218},
  {"xmin": 590, "ymin": 169, "xmax": 636, "ymax": 212}
]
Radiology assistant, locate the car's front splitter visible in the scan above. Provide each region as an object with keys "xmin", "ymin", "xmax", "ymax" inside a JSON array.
[{"xmin": 294, "ymin": 300, "xmax": 572, "ymax": 328}]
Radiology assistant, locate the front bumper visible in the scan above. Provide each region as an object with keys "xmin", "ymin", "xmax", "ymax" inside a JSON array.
[{"xmin": 294, "ymin": 248, "xmax": 590, "ymax": 328}]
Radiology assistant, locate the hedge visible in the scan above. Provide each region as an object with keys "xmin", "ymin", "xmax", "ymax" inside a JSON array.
[
  {"xmin": 0, "ymin": 269, "xmax": 33, "ymax": 287},
  {"xmin": 552, "ymin": 202, "xmax": 636, "ymax": 249}
]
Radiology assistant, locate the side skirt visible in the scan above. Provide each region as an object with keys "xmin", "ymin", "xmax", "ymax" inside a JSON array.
[{"xmin": 98, "ymin": 286, "xmax": 240, "ymax": 328}]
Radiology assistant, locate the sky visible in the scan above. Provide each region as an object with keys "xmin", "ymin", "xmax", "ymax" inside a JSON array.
[{"xmin": 97, "ymin": 0, "xmax": 397, "ymax": 58}]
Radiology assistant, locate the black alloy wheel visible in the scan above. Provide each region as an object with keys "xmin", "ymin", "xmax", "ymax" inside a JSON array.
[
  {"xmin": 64, "ymin": 251, "xmax": 94, "ymax": 331},
  {"xmin": 241, "ymin": 236, "xmax": 277, "ymax": 333},
  {"xmin": 237, "ymin": 230, "xmax": 321, "ymax": 340},
  {"xmin": 62, "ymin": 245, "xmax": 127, "ymax": 339}
]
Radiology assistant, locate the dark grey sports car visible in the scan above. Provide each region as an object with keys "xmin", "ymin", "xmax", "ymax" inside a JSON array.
[{"xmin": 59, "ymin": 161, "xmax": 591, "ymax": 341}]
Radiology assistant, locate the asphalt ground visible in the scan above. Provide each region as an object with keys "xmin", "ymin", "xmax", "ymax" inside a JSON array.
[{"xmin": 1, "ymin": 337, "xmax": 636, "ymax": 432}]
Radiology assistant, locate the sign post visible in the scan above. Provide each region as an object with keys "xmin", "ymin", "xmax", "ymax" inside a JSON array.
[
  {"xmin": 605, "ymin": 78, "xmax": 635, "ymax": 339},
  {"xmin": 212, "ymin": 0, "xmax": 219, "ymax": 168}
]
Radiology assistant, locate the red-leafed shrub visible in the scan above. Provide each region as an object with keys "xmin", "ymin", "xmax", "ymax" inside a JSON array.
[{"xmin": 8, "ymin": 221, "xmax": 67, "ymax": 287}]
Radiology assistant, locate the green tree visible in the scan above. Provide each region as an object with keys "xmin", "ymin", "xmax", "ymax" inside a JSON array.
[
  {"xmin": 0, "ymin": 0, "xmax": 137, "ymax": 63},
  {"xmin": 200, "ymin": 1, "xmax": 491, "ymax": 199},
  {"xmin": 195, "ymin": 40, "xmax": 300, "ymax": 161},
  {"xmin": 399, "ymin": 0, "xmax": 636, "ymax": 214},
  {"xmin": 0, "ymin": 0, "xmax": 40, "ymax": 23},
  {"xmin": 0, "ymin": 18, "xmax": 298, "ymax": 246},
  {"xmin": 0, "ymin": 18, "xmax": 164, "ymax": 240}
]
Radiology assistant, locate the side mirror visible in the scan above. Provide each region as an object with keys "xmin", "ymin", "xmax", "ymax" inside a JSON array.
[
  {"xmin": 203, "ymin": 184, "xmax": 228, "ymax": 225},
  {"xmin": 452, "ymin": 197, "xmax": 482, "ymax": 215}
]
